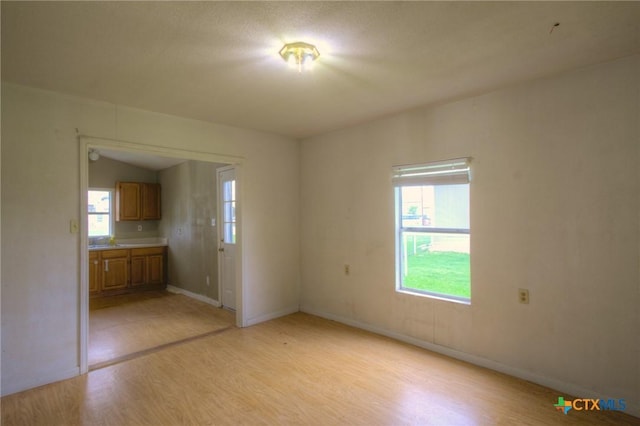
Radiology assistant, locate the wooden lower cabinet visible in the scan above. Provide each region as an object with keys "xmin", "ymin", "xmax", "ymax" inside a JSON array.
[
  {"xmin": 130, "ymin": 255, "xmax": 146, "ymax": 287},
  {"xmin": 89, "ymin": 251, "xmax": 101, "ymax": 295},
  {"xmin": 90, "ymin": 246, "xmax": 166, "ymax": 296},
  {"xmin": 130, "ymin": 247, "xmax": 165, "ymax": 288},
  {"xmin": 101, "ymin": 249, "xmax": 129, "ymax": 291},
  {"xmin": 147, "ymin": 250, "xmax": 165, "ymax": 285}
]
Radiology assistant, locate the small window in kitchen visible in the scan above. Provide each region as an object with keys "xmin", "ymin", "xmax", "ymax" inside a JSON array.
[{"xmin": 88, "ymin": 189, "xmax": 113, "ymax": 237}]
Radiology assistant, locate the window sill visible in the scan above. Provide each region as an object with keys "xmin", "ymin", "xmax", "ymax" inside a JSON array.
[{"xmin": 396, "ymin": 288, "xmax": 471, "ymax": 306}]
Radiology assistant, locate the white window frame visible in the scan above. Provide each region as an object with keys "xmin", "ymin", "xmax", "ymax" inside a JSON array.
[
  {"xmin": 393, "ymin": 158, "xmax": 471, "ymax": 303},
  {"xmin": 88, "ymin": 188, "xmax": 114, "ymax": 239}
]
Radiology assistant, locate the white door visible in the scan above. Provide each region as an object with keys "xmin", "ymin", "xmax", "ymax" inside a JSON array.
[{"xmin": 217, "ymin": 166, "xmax": 237, "ymax": 310}]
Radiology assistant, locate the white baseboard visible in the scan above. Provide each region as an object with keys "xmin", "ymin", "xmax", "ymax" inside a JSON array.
[
  {"xmin": 246, "ymin": 305, "xmax": 299, "ymax": 327},
  {"xmin": 166, "ymin": 285, "xmax": 221, "ymax": 307},
  {"xmin": 166, "ymin": 286, "xmax": 296, "ymax": 327},
  {"xmin": 300, "ymin": 305, "xmax": 639, "ymax": 419},
  {"xmin": 2, "ymin": 366, "xmax": 80, "ymax": 397}
]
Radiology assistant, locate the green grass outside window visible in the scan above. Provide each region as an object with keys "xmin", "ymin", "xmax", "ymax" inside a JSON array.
[{"xmin": 402, "ymin": 235, "xmax": 470, "ymax": 299}]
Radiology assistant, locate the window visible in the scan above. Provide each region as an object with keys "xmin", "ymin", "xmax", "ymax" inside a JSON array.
[
  {"xmin": 222, "ymin": 179, "xmax": 236, "ymax": 244},
  {"xmin": 393, "ymin": 158, "xmax": 471, "ymax": 303},
  {"xmin": 88, "ymin": 189, "xmax": 113, "ymax": 238}
]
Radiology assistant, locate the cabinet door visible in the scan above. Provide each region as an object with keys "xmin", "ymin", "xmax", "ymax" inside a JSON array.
[
  {"xmin": 101, "ymin": 250, "xmax": 129, "ymax": 290},
  {"xmin": 141, "ymin": 183, "xmax": 161, "ymax": 220},
  {"xmin": 130, "ymin": 255, "xmax": 147, "ymax": 287},
  {"xmin": 147, "ymin": 253, "xmax": 164, "ymax": 285},
  {"xmin": 130, "ymin": 247, "xmax": 166, "ymax": 287},
  {"xmin": 116, "ymin": 182, "xmax": 141, "ymax": 221},
  {"xmin": 89, "ymin": 251, "xmax": 100, "ymax": 294}
]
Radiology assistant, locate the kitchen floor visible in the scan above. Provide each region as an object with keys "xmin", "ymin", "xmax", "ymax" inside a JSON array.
[{"xmin": 89, "ymin": 290, "xmax": 234, "ymax": 369}]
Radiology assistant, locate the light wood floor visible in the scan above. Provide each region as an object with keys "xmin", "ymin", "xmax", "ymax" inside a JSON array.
[
  {"xmin": 89, "ymin": 291, "xmax": 235, "ymax": 369},
  {"xmin": 2, "ymin": 310, "xmax": 638, "ymax": 425}
]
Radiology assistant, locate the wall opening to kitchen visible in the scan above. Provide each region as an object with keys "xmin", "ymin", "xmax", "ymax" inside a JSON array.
[{"xmin": 79, "ymin": 137, "xmax": 244, "ymax": 373}]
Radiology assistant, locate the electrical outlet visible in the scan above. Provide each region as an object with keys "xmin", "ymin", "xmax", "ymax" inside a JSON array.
[
  {"xmin": 137, "ymin": 225, "xmax": 143, "ymax": 232},
  {"xmin": 344, "ymin": 264, "xmax": 350, "ymax": 275},
  {"xmin": 518, "ymin": 288, "xmax": 530, "ymax": 304}
]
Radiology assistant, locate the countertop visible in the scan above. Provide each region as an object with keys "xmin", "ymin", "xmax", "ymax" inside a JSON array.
[{"xmin": 88, "ymin": 238, "xmax": 168, "ymax": 251}]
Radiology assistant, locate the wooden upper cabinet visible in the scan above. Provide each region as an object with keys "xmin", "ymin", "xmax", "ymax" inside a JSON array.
[
  {"xmin": 116, "ymin": 182, "xmax": 161, "ymax": 221},
  {"xmin": 141, "ymin": 183, "xmax": 161, "ymax": 220},
  {"xmin": 116, "ymin": 182, "xmax": 141, "ymax": 221}
]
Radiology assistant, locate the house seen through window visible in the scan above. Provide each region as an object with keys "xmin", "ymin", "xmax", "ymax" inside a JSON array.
[
  {"xmin": 88, "ymin": 189, "xmax": 113, "ymax": 238},
  {"xmin": 393, "ymin": 158, "xmax": 471, "ymax": 303}
]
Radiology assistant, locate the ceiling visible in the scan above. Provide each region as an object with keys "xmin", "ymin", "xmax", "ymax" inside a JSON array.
[
  {"xmin": 93, "ymin": 148, "xmax": 187, "ymax": 171},
  {"xmin": 2, "ymin": 1, "xmax": 640, "ymax": 141}
]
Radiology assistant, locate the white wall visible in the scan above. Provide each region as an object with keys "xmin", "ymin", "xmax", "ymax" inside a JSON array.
[
  {"xmin": 300, "ymin": 55, "xmax": 640, "ymax": 415},
  {"xmin": 0, "ymin": 83, "xmax": 300, "ymax": 395}
]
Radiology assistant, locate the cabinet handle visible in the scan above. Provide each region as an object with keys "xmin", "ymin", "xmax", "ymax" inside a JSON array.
[{"xmin": 105, "ymin": 259, "xmax": 109, "ymax": 272}]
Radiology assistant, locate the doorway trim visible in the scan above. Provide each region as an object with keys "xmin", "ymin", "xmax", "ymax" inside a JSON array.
[{"xmin": 79, "ymin": 135, "xmax": 245, "ymax": 375}]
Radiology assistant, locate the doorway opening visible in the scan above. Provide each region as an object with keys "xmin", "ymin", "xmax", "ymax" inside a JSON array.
[{"xmin": 79, "ymin": 136, "xmax": 244, "ymax": 373}]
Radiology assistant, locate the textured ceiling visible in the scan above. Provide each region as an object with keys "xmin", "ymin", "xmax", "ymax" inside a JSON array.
[{"xmin": 2, "ymin": 1, "xmax": 640, "ymax": 139}]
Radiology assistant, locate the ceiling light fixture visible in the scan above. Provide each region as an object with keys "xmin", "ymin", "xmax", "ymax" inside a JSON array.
[
  {"xmin": 88, "ymin": 149, "xmax": 100, "ymax": 161},
  {"xmin": 279, "ymin": 41, "xmax": 320, "ymax": 72}
]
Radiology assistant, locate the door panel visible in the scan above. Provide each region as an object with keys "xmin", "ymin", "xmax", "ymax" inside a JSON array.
[{"xmin": 218, "ymin": 167, "xmax": 236, "ymax": 310}]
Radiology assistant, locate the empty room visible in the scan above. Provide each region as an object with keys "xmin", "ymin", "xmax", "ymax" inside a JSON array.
[{"xmin": 1, "ymin": 2, "xmax": 639, "ymax": 425}]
